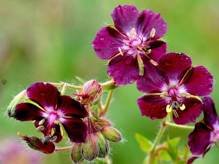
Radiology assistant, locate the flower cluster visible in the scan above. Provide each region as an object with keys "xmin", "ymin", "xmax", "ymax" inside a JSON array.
[
  {"xmin": 7, "ymin": 3, "xmax": 217, "ymax": 164},
  {"xmin": 8, "ymin": 80, "xmax": 121, "ymax": 163},
  {"xmin": 93, "ymin": 4, "xmax": 215, "ymax": 163}
]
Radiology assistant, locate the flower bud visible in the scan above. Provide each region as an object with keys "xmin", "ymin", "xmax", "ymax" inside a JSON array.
[
  {"xmin": 93, "ymin": 118, "xmax": 111, "ymax": 131},
  {"xmin": 81, "ymin": 134, "xmax": 99, "ymax": 161},
  {"xmin": 96, "ymin": 133, "xmax": 109, "ymax": 158},
  {"xmin": 79, "ymin": 80, "xmax": 102, "ymax": 104},
  {"xmin": 102, "ymin": 127, "xmax": 122, "ymax": 142},
  {"xmin": 71, "ymin": 143, "xmax": 82, "ymax": 163}
]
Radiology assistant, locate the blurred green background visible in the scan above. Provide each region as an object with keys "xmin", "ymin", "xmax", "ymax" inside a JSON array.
[{"xmin": 0, "ymin": 0, "xmax": 219, "ymax": 163}]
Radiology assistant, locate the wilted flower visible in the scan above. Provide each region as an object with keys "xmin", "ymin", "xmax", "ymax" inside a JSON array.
[
  {"xmin": 93, "ymin": 4, "xmax": 167, "ymax": 85},
  {"xmin": 77, "ymin": 80, "xmax": 103, "ymax": 104},
  {"xmin": 8, "ymin": 82, "xmax": 88, "ymax": 143},
  {"xmin": 137, "ymin": 53, "xmax": 213, "ymax": 124},
  {"xmin": 0, "ymin": 138, "xmax": 42, "ymax": 164},
  {"xmin": 21, "ymin": 135, "xmax": 55, "ymax": 154},
  {"xmin": 188, "ymin": 97, "xmax": 219, "ymax": 163}
]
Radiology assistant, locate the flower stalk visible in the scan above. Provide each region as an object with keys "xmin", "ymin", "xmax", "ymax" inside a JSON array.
[
  {"xmin": 164, "ymin": 121, "xmax": 194, "ymax": 130},
  {"xmin": 145, "ymin": 120, "xmax": 167, "ymax": 164}
]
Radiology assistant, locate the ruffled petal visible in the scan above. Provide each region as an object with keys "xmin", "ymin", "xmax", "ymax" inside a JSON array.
[
  {"xmin": 111, "ymin": 5, "xmax": 139, "ymax": 34},
  {"xmin": 27, "ymin": 82, "xmax": 60, "ymax": 109},
  {"xmin": 158, "ymin": 53, "xmax": 192, "ymax": 81},
  {"xmin": 188, "ymin": 122, "xmax": 212, "ymax": 157},
  {"xmin": 148, "ymin": 40, "xmax": 167, "ymax": 62},
  {"xmin": 183, "ymin": 66, "xmax": 213, "ymax": 96},
  {"xmin": 136, "ymin": 10, "xmax": 167, "ymax": 39},
  {"xmin": 137, "ymin": 95, "xmax": 167, "ymax": 119},
  {"xmin": 22, "ymin": 136, "xmax": 55, "ymax": 154},
  {"xmin": 9, "ymin": 103, "xmax": 43, "ymax": 121},
  {"xmin": 92, "ymin": 26, "xmax": 125, "ymax": 60},
  {"xmin": 173, "ymin": 98, "xmax": 202, "ymax": 124},
  {"xmin": 202, "ymin": 97, "xmax": 218, "ymax": 126},
  {"xmin": 107, "ymin": 55, "xmax": 139, "ymax": 85},
  {"xmin": 62, "ymin": 118, "xmax": 87, "ymax": 143},
  {"xmin": 137, "ymin": 60, "xmax": 167, "ymax": 93},
  {"xmin": 58, "ymin": 96, "xmax": 88, "ymax": 118}
]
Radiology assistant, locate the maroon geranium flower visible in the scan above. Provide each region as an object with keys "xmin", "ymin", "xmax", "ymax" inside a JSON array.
[
  {"xmin": 92, "ymin": 5, "xmax": 167, "ymax": 85},
  {"xmin": 188, "ymin": 97, "xmax": 219, "ymax": 163},
  {"xmin": 9, "ymin": 82, "xmax": 88, "ymax": 143},
  {"xmin": 137, "ymin": 53, "xmax": 213, "ymax": 124}
]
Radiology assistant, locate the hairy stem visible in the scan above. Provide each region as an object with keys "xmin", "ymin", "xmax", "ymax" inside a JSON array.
[
  {"xmin": 101, "ymin": 79, "xmax": 116, "ymax": 90},
  {"xmin": 55, "ymin": 146, "xmax": 72, "ymax": 152},
  {"xmin": 51, "ymin": 82, "xmax": 82, "ymax": 89},
  {"xmin": 145, "ymin": 120, "xmax": 167, "ymax": 164},
  {"xmin": 100, "ymin": 90, "xmax": 114, "ymax": 116}
]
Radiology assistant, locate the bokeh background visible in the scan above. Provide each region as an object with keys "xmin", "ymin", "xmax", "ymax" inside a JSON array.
[{"xmin": 0, "ymin": 0, "xmax": 219, "ymax": 163}]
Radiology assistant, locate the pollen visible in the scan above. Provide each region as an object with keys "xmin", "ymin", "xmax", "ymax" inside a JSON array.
[
  {"xmin": 149, "ymin": 28, "xmax": 156, "ymax": 38},
  {"xmin": 166, "ymin": 104, "xmax": 172, "ymax": 113},
  {"xmin": 179, "ymin": 104, "xmax": 186, "ymax": 111}
]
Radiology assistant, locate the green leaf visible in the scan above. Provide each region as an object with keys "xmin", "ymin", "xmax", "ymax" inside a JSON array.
[
  {"xmin": 159, "ymin": 150, "xmax": 171, "ymax": 161},
  {"xmin": 166, "ymin": 137, "xmax": 181, "ymax": 161},
  {"xmin": 135, "ymin": 133, "xmax": 152, "ymax": 153}
]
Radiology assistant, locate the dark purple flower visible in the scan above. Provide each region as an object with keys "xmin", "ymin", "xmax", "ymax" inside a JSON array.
[
  {"xmin": 137, "ymin": 53, "xmax": 213, "ymax": 124},
  {"xmin": 9, "ymin": 82, "xmax": 88, "ymax": 143},
  {"xmin": 188, "ymin": 97, "xmax": 219, "ymax": 163},
  {"xmin": 92, "ymin": 5, "xmax": 167, "ymax": 85}
]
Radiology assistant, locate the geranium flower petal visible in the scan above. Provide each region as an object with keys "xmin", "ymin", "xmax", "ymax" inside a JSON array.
[
  {"xmin": 27, "ymin": 82, "xmax": 60, "ymax": 109},
  {"xmin": 62, "ymin": 119, "xmax": 87, "ymax": 143},
  {"xmin": 92, "ymin": 26, "xmax": 125, "ymax": 60},
  {"xmin": 137, "ymin": 10, "xmax": 167, "ymax": 39},
  {"xmin": 183, "ymin": 66, "xmax": 213, "ymax": 96},
  {"xmin": 158, "ymin": 53, "xmax": 192, "ymax": 81},
  {"xmin": 202, "ymin": 97, "xmax": 218, "ymax": 126},
  {"xmin": 137, "ymin": 95, "xmax": 167, "ymax": 119},
  {"xmin": 58, "ymin": 96, "xmax": 88, "ymax": 118},
  {"xmin": 9, "ymin": 103, "xmax": 43, "ymax": 121},
  {"xmin": 108, "ymin": 55, "xmax": 139, "ymax": 85},
  {"xmin": 34, "ymin": 119, "xmax": 52, "ymax": 136},
  {"xmin": 137, "ymin": 60, "xmax": 167, "ymax": 93},
  {"xmin": 148, "ymin": 40, "xmax": 167, "ymax": 62},
  {"xmin": 111, "ymin": 5, "xmax": 139, "ymax": 34},
  {"xmin": 173, "ymin": 98, "xmax": 202, "ymax": 124},
  {"xmin": 188, "ymin": 122, "xmax": 212, "ymax": 157}
]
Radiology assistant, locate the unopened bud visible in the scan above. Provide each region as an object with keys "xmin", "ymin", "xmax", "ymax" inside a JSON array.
[
  {"xmin": 81, "ymin": 134, "xmax": 98, "ymax": 161},
  {"xmin": 97, "ymin": 133, "xmax": 109, "ymax": 158},
  {"xmin": 79, "ymin": 80, "xmax": 102, "ymax": 104},
  {"xmin": 102, "ymin": 127, "xmax": 122, "ymax": 142},
  {"xmin": 93, "ymin": 118, "xmax": 111, "ymax": 131},
  {"xmin": 71, "ymin": 143, "xmax": 82, "ymax": 163}
]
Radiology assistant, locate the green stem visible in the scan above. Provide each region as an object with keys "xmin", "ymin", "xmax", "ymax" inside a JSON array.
[
  {"xmin": 55, "ymin": 146, "xmax": 72, "ymax": 152},
  {"xmin": 145, "ymin": 120, "xmax": 167, "ymax": 164},
  {"xmin": 51, "ymin": 82, "xmax": 82, "ymax": 89},
  {"xmin": 165, "ymin": 121, "xmax": 194, "ymax": 130},
  {"xmin": 101, "ymin": 79, "xmax": 116, "ymax": 90},
  {"xmin": 100, "ymin": 90, "xmax": 114, "ymax": 116}
]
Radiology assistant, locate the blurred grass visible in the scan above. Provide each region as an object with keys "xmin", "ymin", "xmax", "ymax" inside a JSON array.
[{"xmin": 0, "ymin": 0, "xmax": 219, "ymax": 163}]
